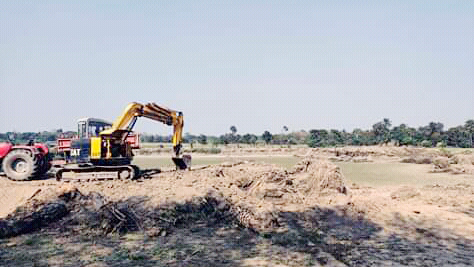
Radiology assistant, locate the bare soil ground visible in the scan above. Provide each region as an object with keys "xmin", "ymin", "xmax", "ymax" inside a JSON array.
[{"xmin": 0, "ymin": 146, "xmax": 473, "ymax": 266}]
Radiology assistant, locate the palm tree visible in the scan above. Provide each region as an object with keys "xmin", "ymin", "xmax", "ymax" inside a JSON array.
[
  {"xmin": 229, "ymin": 126, "xmax": 238, "ymax": 145},
  {"xmin": 230, "ymin": 126, "xmax": 237, "ymax": 135}
]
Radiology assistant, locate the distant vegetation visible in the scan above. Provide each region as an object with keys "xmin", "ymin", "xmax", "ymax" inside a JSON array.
[
  {"xmin": 1, "ymin": 119, "xmax": 474, "ymax": 148},
  {"xmin": 0, "ymin": 129, "xmax": 76, "ymax": 144}
]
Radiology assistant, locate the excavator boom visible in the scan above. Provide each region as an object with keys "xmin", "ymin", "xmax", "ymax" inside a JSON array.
[
  {"xmin": 100, "ymin": 102, "xmax": 185, "ymax": 158},
  {"xmin": 142, "ymin": 103, "xmax": 184, "ymax": 156}
]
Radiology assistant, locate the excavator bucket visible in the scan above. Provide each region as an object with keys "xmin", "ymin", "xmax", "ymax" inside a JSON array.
[{"xmin": 172, "ymin": 154, "xmax": 192, "ymax": 170}]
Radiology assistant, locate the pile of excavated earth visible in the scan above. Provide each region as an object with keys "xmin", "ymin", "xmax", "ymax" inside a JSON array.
[{"xmin": 0, "ymin": 156, "xmax": 349, "ymax": 237}]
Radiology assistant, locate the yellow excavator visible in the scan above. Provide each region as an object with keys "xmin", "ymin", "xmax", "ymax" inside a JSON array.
[{"xmin": 54, "ymin": 102, "xmax": 191, "ymax": 181}]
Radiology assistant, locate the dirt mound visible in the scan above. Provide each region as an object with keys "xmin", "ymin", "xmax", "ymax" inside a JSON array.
[
  {"xmin": 329, "ymin": 155, "xmax": 373, "ymax": 163},
  {"xmin": 323, "ymin": 146, "xmax": 426, "ymax": 158},
  {"xmin": 323, "ymin": 147, "xmax": 374, "ymax": 162},
  {"xmin": 426, "ymin": 155, "xmax": 474, "ymax": 175},
  {"xmin": 390, "ymin": 186, "xmax": 421, "ymax": 201},
  {"xmin": 291, "ymin": 157, "xmax": 348, "ymax": 196},
  {"xmin": 243, "ymin": 159, "xmax": 347, "ymax": 203},
  {"xmin": 0, "ymin": 158, "xmax": 349, "ymax": 237},
  {"xmin": 452, "ymin": 154, "xmax": 474, "ymax": 165},
  {"xmin": 0, "ymin": 187, "xmax": 242, "ymax": 238},
  {"xmin": 319, "ymin": 146, "xmax": 445, "ymax": 163},
  {"xmin": 0, "ymin": 187, "xmax": 78, "ymax": 238},
  {"xmin": 400, "ymin": 156, "xmax": 433, "ymax": 164},
  {"xmin": 321, "ymin": 146, "xmax": 457, "ymax": 164},
  {"xmin": 173, "ymin": 158, "xmax": 350, "ymax": 231},
  {"xmin": 221, "ymin": 158, "xmax": 348, "ymax": 207},
  {"xmin": 0, "ymin": 185, "xmax": 41, "ymax": 219},
  {"xmin": 431, "ymin": 163, "xmax": 474, "ymax": 175}
]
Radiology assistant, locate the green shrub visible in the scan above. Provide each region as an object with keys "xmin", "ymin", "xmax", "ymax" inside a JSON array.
[
  {"xmin": 438, "ymin": 147, "xmax": 453, "ymax": 158},
  {"xmin": 421, "ymin": 140, "xmax": 432, "ymax": 148},
  {"xmin": 436, "ymin": 141, "xmax": 447, "ymax": 148}
]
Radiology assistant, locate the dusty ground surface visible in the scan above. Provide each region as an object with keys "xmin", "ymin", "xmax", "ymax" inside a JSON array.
[{"xmin": 0, "ymin": 146, "xmax": 473, "ymax": 266}]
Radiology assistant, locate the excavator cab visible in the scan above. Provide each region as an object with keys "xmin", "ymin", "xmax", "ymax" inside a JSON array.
[{"xmin": 77, "ymin": 118, "xmax": 112, "ymax": 138}]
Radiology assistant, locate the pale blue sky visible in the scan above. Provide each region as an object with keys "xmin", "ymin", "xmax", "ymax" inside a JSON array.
[{"xmin": 1, "ymin": 1, "xmax": 473, "ymax": 135}]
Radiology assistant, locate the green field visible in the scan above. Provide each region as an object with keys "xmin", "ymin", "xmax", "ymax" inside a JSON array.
[
  {"xmin": 336, "ymin": 162, "xmax": 473, "ymax": 187},
  {"xmin": 133, "ymin": 155, "xmax": 473, "ymax": 187}
]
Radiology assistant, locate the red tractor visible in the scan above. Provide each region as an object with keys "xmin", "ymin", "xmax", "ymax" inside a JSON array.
[{"xmin": 0, "ymin": 140, "xmax": 51, "ymax": 181}]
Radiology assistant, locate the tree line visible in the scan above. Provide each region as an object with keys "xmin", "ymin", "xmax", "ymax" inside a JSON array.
[
  {"xmin": 305, "ymin": 119, "xmax": 474, "ymax": 148},
  {"xmin": 141, "ymin": 119, "xmax": 474, "ymax": 148},
  {"xmin": 0, "ymin": 129, "xmax": 76, "ymax": 144},
  {"xmin": 1, "ymin": 119, "xmax": 474, "ymax": 148}
]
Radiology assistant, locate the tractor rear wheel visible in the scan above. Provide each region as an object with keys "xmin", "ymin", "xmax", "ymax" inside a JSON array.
[{"xmin": 2, "ymin": 150, "xmax": 40, "ymax": 181}]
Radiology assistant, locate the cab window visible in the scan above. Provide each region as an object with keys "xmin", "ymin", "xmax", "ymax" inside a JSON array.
[
  {"xmin": 89, "ymin": 125, "xmax": 99, "ymax": 137},
  {"xmin": 78, "ymin": 122, "xmax": 87, "ymax": 138}
]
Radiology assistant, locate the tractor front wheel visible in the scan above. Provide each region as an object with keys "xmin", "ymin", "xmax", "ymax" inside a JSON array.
[{"xmin": 2, "ymin": 150, "xmax": 40, "ymax": 181}]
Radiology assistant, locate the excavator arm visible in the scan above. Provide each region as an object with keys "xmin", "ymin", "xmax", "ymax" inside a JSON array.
[
  {"xmin": 100, "ymin": 102, "xmax": 185, "ymax": 157},
  {"xmin": 142, "ymin": 103, "xmax": 185, "ymax": 156}
]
